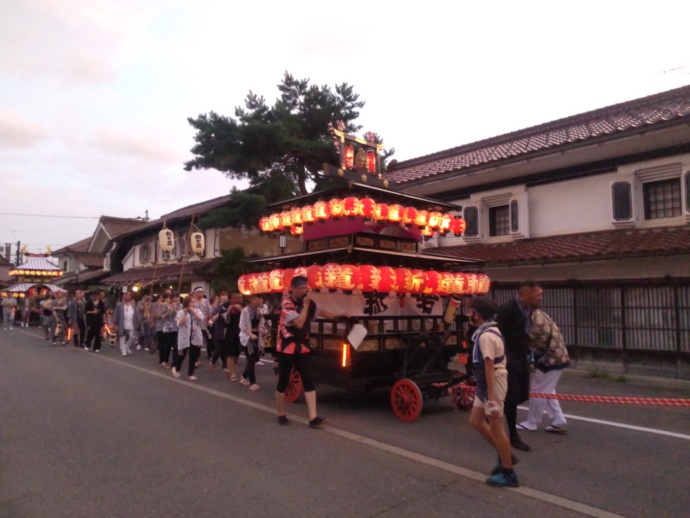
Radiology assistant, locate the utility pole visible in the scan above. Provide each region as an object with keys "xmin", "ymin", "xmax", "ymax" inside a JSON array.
[{"xmin": 15, "ymin": 241, "xmax": 20, "ymax": 265}]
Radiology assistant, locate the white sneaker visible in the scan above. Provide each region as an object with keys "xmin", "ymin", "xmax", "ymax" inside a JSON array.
[
  {"xmin": 256, "ymin": 360, "xmax": 265, "ymax": 366},
  {"xmin": 84, "ymin": 347, "xmax": 89, "ymax": 351},
  {"xmin": 136, "ymin": 345, "xmax": 142, "ymax": 351}
]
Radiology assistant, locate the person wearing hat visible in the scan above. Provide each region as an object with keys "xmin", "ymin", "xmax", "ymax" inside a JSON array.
[
  {"xmin": 275, "ymin": 275, "xmax": 342, "ymax": 428},
  {"xmin": 467, "ymin": 296, "xmax": 519, "ymax": 488}
]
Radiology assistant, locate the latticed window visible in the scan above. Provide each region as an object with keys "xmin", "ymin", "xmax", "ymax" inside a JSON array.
[
  {"xmin": 643, "ymin": 178, "xmax": 681, "ymax": 220},
  {"xmin": 489, "ymin": 205, "xmax": 510, "ymax": 236}
]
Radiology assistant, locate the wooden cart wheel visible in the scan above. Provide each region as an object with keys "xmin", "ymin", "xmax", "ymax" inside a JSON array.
[
  {"xmin": 390, "ymin": 378, "xmax": 423, "ymax": 422},
  {"xmin": 457, "ymin": 380, "xmax": 476, "ymax": 410},
  {"xmin": 284, "ymin": 367, "xmax": 303, "ymax": 403}
]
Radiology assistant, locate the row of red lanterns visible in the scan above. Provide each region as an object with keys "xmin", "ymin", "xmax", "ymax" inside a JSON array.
[
  {"xmin": 237, "ymin": 265, "xmax": 490, "ymax": 297},
  {"xmin": 258, "ymin": 197, "xmax": 467, "ymax": 237}
]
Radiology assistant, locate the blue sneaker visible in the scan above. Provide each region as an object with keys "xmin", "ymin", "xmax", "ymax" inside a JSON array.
[{"xmin": 486, "ymin": 471, "xmax": 519, "ymax": 488}]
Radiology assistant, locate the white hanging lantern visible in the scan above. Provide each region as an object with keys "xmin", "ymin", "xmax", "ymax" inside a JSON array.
[
  {"xmin": 159, "ymin": 228, "xmax": 175, "ymax": 252},
  {"xmin": 190, "ymin": 231, "xmax": 205, "ymax": 255}
]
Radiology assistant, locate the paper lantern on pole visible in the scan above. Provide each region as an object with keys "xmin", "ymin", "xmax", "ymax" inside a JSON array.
[
  {"xmin": 237, "ymin": 275, "xmax": 251, "ymax": 296},
  {"xmin": 159, "ymin": 228, "xmax": 174, "ymax": 252},
  {"xmin": 414, "ymin": 210, "xmax": 430, "ymax": 229},
  {"xmin": 336, "ymin": 264, "xmax": 361, "ymax": 291},
  {"xmin": 388, "ymin": 204, "xmax": 403, "ymax": 223},
  {"xmin": 452, "ymin": 273, "xmax": 468, "ymax": 295},
  {"xmin": 302, "ymin": 205, "xmax": 316, "ymax": 225},
  {"xmin": 343, "ymin": 197, "xmax": 360, "ymax": 219},
  {"xmin": 409, "ymin": 269, "xmax": 426, "ymax": 294},
  {"xmin": 423, "ymin": 271, "xmax": 440, "ymax": 295},
  {"xmin": 322, "ymin": 263, "xmax": 340, "ymax": 291},
  {"xmin": 475, "ymin": 273, "xmax": 491, "ymax": 295},
  {"xmin": 314, "ymin": 201, "xmax": 330, "ymax": 223},
  {"xmin": 306, "ymin": 265, "xmax": 323, "ymax": 290},
  {"xmin": 190, "ymin": 231, "xmax": 205, "ymax": 255},
  {"xmin": 451, "ymin": 216, "xmax": 466, "ymax": 236},
  {"xmin": 402, "ymin": 206, "xmax": 417, "ymax": 227},
  {"xmin": 393, "ymin": 268, "xmax": 413, "ymax": 294},
  {"xmin": 428, "ymin": 211, "xmax": 443, "ymax": 230},
  {"xmin": 290, "ymin": 207, "xmax": 303, "ymax": 226},
  {"xmin": 438, "ymin": 272, "xmax": 454, "ymax": 296},
  {"xmin": 270, "ymin": 213, "xmax": 283, "ymax": 232},
  {"xmin": 269, "ymin": 270, "xmax": 285, "ymax": 292},
  {"xmin": 282, "ymin": 268, "xmax": 295, "ymax": 290},
  {"xmin": 329, "ymin": 198, "xmax": 344, "ymax": 220},
  {"xmin": 259, "ymin": 217, "xmax": 274, "ymax": 233},
  {"xmin": 372, "ymin": 203, "xmax": 389, "ymax": 222},
  {"xmin": 343, "ymin": 145, "xmax": 355, "ymax": 169},
  {"xmin": 360, "ymin": 197, "xmax": 375, "ymax": 218}
]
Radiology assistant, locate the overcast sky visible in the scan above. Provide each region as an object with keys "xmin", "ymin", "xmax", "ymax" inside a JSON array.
[{"xmin": 1, "ymin": 0, "xmax": 689, "ymax": 256}]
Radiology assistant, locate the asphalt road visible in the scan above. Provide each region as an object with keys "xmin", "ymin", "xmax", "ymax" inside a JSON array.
[{"xmin": 1, "ymin": 327, "xmax": 688, "ymax": 518}]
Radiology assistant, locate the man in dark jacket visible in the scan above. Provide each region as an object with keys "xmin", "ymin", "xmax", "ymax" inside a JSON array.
[{"xmin": 496, "ymin": 280, "xmax": 543, "ymax": 452}]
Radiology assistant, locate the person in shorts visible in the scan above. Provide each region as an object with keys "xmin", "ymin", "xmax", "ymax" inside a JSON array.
[{"xmin": 468, "ymin": 297, "xmax": 519, "ymax": 488}]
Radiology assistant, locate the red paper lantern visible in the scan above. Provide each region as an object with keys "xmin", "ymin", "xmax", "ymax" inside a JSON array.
[
  {"xmin": 290, "ymin": 224, "xmax": 303, "ymax": 236},
  {"xmin": 388, "ymin": 204, "xmax": 403, "ymax": 223},
  {"xmin": 256, "ymin": 271, "xmax": 271, "ymax": 294},
  {"xmin": 377, "ymin": 266, "xmax": 395, "ymax": 293},
  {"xmin": 421, "ymin": 226, "xmax": 434, "ymax": 237},
  {"xmin": 452, "ymin": 273, "xmax": 468, "ymax": 295},
  {"xmin": 393, "ymin": 268, "xmax": 413, "ymax": 293},
  {"xmin": 359, "ymin": 265, "xmax": 378, "ymax": 293},
  {"xmin": 423, "ymin": 271, "xmax": 440, "ymax": 295},
  {"xmin": 314, "ymin": 201, "xmax": 330, "ymax": 222},
  {"xmin": 306, "ymin": 265, "xmax": 323, "ymax": 290},
  {"xmin": 366, "ymin": 150, "xmax": 376, "ymax": 173},
  {"xmin": 293, "ymin": 266, "xmax": 308, "ymax": 278},
  {"xmin": 337, "ymin": 264, "xmax": 361, "ymax": 291},
  {"xmin": 280, "ymin": 211, "xmax": 292, "ymax": 229},
  {"xmin": 302, "ymin": 205, "xmax": 316, "ymax": 225},
  {"xmin": 475, "ymin": 273, "xmax": 491, "ymax": 295},
  {"xmin": 237, "ymin": 275, "xmax": 251, "ymax": 296},
  {"xmin": 372, "ymin": 203, "xmax": 389, "ymax": 221},
  {"xmin": 438, "ymin": 272, "xmax": 454, "ymax": 296},
  {"xmin": 415, "ymin": 210, "xmax": 430, "ymax": 228},
  {"xmin": 402, "ymin": 206, "xmax": 417, "ymax": 227},
  {"xmin": 269, "ymin": 270, "xmax": 284, "ymax": 292},
  {"xmin": 290, "ymin": 207, "xmax": 303, "ymax": 226},
  {"xmin": 439, "ymin": 214, "xmax": 452, "ymax": 234},
  {"xmin": 428, "ymin": 211, "xmax": 443, "ymax": 229},
  {"xmin": 465, "ymin": 273, "xmax": 480, "ymax": 295},
  {"xmin": 409, "ymin": 269, "xmax": 426, "ymax": 294},
  {"xmin": 259, "ymin": 217, "xmax": 273, "ymax": 233},
  {"xmin": 282, "ymin": 268, "xmax": 295, "ymax": 290},
  {"xmin": 329, "ymin": 198, "xmax": 344, "ymax": 219},
  {"xmin": 344, "ymin": 145, "xmax": 355, "ymax": 169},
  {"xmin": 270, "ymin": 213, "xmax": 283, "ymax": 232},
  {"xmin": 342, "ymin": 197, "xmax": 360, "ymax": 218},
  {"xmin": 247, "ymin": 273, "xmax": 260, "ymax": 295},
  {"xmin": 451, "ymin": 216, "xmax": 466, "ymax": 236},
  {"xmin": 359, "ymin": 197, "xmax": 375, "ymax": 218},
  {"xmin": 322, "ymin": 263, "xmax": 340, "ymax": 291}
]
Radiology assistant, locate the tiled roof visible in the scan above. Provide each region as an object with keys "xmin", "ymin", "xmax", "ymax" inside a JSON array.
[
  {"xmin": 102, "ymin": 260, "xmax": 215, "ymax": 284},
  {"xmin": 431, "ymin": 226, "xmax": 690, "ymax": 266},
  {"xmin": 14, "ymin": 256, "xmax": 62, "ymax": 271},
  {"xmin": 100, "ymin": 216, "xmax": 150, "ymax": 239},
  {"xmin": 386, "ymin": 85, "xmax": 690, "ymax": 185},
  {"xmin": 75, "ymin": 254, "xmax": 105, "ymax": 268}
]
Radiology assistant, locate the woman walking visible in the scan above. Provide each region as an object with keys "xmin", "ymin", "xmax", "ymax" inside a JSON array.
[
  {"xmin": 172, "ymin": 296, "xmax": 204, "ymax": 381},
  {"xmin": 239, "ymin": 296, "xmax": 265, "ymax": 391}
]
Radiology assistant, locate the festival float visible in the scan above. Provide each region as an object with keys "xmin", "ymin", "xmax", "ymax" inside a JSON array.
[
  {"xmin": 1, "ymin": 249, "xmax": 64, "ymax": 299},
  {"xmin": 240, "ymin": 124, "xmax": 490, "ymax": 421}
]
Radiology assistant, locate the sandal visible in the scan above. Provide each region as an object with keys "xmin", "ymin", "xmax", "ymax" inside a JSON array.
[
  {"xmin": 188, "ymin": 376, "xmax": 198, "ymax": 381},
  {"xmin": 229, "ymin": 375, "xmax": 239, "ymax": 382},
  {"xmin": 249, "ymin": 384, "xmax": 261, "ymax": 391}
]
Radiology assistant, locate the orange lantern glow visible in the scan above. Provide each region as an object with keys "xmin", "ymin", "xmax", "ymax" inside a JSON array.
[
  {"xmin": 256, "ymin": 272, "xmax": 271, "ymax": 294},
  {"xmin": 372, "ymin": 203, "xmax": 389, "ymax": 221},
  {"xmin": 393, "ymin": 268, "xmax": 413, "ymax": 294},
  {"xmin": 343, "ymin": 197, "xmax": 360, "ymax": 218},
  {"xmin": 414, "ymin": 210, "xmax": 430, "ymax": 228},
  {"xmin": 302, "ymin": 205, "xmax": 316, "ymax": 225},
  {"xmin": 344, "ymin": 145, "xmax": 355, "ymax": 169},
  {"xmin": 270, "ymin": 213, "xmax": 283, "ymax": 232},
  {"xmin": 237, "ymin": 275, "xmax": 251, "ymax": 295},
  {"xmin": 269, "ymin": 270, "xmax": 285, "ymax": 292},
  {"xmin": 388, "ymin": 204, "xmax": 403, "ymax": 223},
  {"xmin": 438, "ymin": 272, "xmax": 454, "ymax": 296},
  {"xmin": 475, "ymin": 273, "xmax": 491, "ymax": 295},
  {"xmin": 409, "ymin": 269, "xmax": 426, "ymax": 294},
  {"xmin": 306, "ymin": 265, "xmax": 323, "ymax": 290},
  {"xmin": 451, "ymin": 216, "xmax": 466, "ymax": 236},
  {"xmin": 423, "ymin": 271, "xmax": 440, "ymax": 295},
  {"xmin": 259, "ymin": 217, "xmax": 274, "ymax": 233},
  {"xmin": 465, "ymin": 273, "xmax": 479, "ymax": 295},
  {"xmin": 421, "ymin": 226, "xmax": 434, "ymax": 237},
  {"xmin": 336, "ymin": 264, "xmax": 361, "ymax": 291},
  {"xmin": 402, "ymin": 206, "xmax": 417, "ymax": 227},
  {"xmin": 322, "ymin": 263, "xmax": 340, "ymax": 291},
  {"xmin": 290, "ymin": 224, "xmax": 303, "ymax": 236},
  {"xmin": 439, "ymin": 214, "xmax": 452, "ymax": 234},
  {"xmin": 293, "ymin": 266, "xmax": 308, "ymax": 278},
  {"xmin": 282, "ymin": 269, "xmax": 295, "ymax": 290},
  {"xmin": 329, "ymin": 198, "xmax": 344, "ymax": 219},
  {"xmin": 290, "ymin": 207, "xmax": 303, "ymax": 226},
  {"xmin": 360, "ymin": 197, "xmax": 375, "ymax": 218},
  {"xmin": 247, "ymin": 273, "xmax": 260, "ymax": 295},
  {"xmin": 377, "ymin": 266, "xmax": 395, "ymax": 293},
  {"xmin": 428, "ymin": 211, "xmax": 443, "ymax": 229},
  {"xmin": 314, "ymin": 201, "xmax": 330, "ymax": 222},
  {"xmin": 366, "ymin": 150, "xmax": 376, "ymax": 173},
  {"xmin": 359, "ymin": 265, "xmax": 378, "ymax": 293},
  {"xmin": 452, "ymin": 273, "xmax": 468, "ymax": 295},
  {"xmin": 280, "ymin": 211, "xmax": 292, "ymax": 229}
]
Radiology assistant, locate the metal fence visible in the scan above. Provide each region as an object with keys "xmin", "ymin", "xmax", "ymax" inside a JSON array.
[{"xmin": 491, "ymin": 283, "xmax": 690, "ymax": 355}]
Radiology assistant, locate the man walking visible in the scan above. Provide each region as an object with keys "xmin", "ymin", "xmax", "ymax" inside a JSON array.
[
  {"xmin": 84, "ymin": 291, "xmax": 105, "ymax": 352},
  {"xmin": 113, "ymin": 292, "xmax": 140, "ymax": 357},
  {"xmin": 67, "ymin": 290, "xmax": 87, "ymax": 349}
]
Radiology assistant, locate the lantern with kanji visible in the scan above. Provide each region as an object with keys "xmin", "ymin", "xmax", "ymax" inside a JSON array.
[
  {"xmin": 439, "ymin": 214, "xmax": 452, "ymax": 234},
  {"xmin": 302, "ymin": 205, "xmax": 316, "ymax": 225},
  {"xmin": 159, "ymin": 228, "xmax": 174, "ymax": 252},
  {"xmin": 366, "ymin": 150, "xmax": 377, "ymax": 173},
  {"xmin": 402, "ymin": 206, "xmax": 417, "ymax": 227},
  {"xmin": 393, "ymin": 268, "xmax": 413, "ymax": 294},
  {"xmin": 270, "ymin": 213, "xmax": 283, "ymax": 232},
  {"xmin": 290, "ymin": 224, "xmax": 303, "ymax": 236},
  {"xmin": 290, "ymin": 207, "xmax": 303, "ymax": 226},
  {"xmin": 414, "ymin": 210, "xmax": 430, "ymax": 229},
  {"xmin": 306, "ymin": 265, "xmax": 323, "ymax": 290},
  {"xmin": 259, "ymin": 217, "xmax": 274, "ymax": 233},
  {"xmin": 372, "ymin": 203, "xmax": 389, "ymax": 222},
  {"xmin": 409, "ymin": 269, "xmax": 426, "ymax": 294},
  {"xmin": 190, "ymin": 231, "xmax": 205, "ymax": 255},
  {"xmin": 388, "ymin": 204, "xmax": 403, "ymax": 223},
  {"xmin": 343, "ymin": 145, "xmax": 355, "ymax": 169},
  {"xmin": 359, "ymin": 265, "xmax": 379, "ymax": 293},
  {"xmin": 438, "ymin": 272, "xmax": 454, "ymax": 296},
  {"xmin": 428, "ymin": 211, "xmax": 443, "ymax": 230},
  {"xmin": 237, "ymin": 275, "xmax": 251, "ymax": 296},
  {"xmin": 465, "ymin": 273, "xmax": 479, "ymax": 295},
  {"xmin": 269, "ymin": 270, "xmax": 285, "ymax": 292},
  {"xmin": 475, "ymin": 273, "xmax": 491, "ymax": 295},
  {"xmin": 256, "ymin": 271, "xmax": 271, "ymax": 294},
  {"xmin": 314, "ymin": 201, "xmax": 330, "ymax": 222},
  {"xmin": 280, "ymin": 211, "xmax": 292, "ymax": 229},
  {"xmin": 282, "ymin": 268, "xmax": 295, "ymax": 290},
  {"xmin": 360, "ymin": 197, "xmax": 375, "ymax": 218},
  {"xmin": 247, "ymin": 273, "xmax": 260, "ymax": 295},
  {"xmin": 293, "ymin": 266, "xmax": 309, "ymax": 278},
  {"xmin": 343, "ymin": 197, "xmax": 360, "ymax": 219},
  {"xmin": 336, "ymin": 264, "xmax": 361, "ymax": 292},
  {"xmin": 423, "ymin": 271, "xmax": 440, "ymax": 295},
  {"xmin": 329, "ymin": 198, "xmax": 344, "ymax": 220},
  {"xmin": 421, "ymin": 226, "xmax": 434, "ymax": 238},
  {"xmin": 377, "ymin": 266, "xmax": 395, "ymax": 293},
  {"xmin": 322, "ymin": 263, "xmax": 340, "ymax": 291},
  {"xmin": 452, "ymin": 273, "xmax": 468, "ymax": 295},
  {"xmin": 451, "ymin": 216, "xmax": 466, "ymax": 236}
]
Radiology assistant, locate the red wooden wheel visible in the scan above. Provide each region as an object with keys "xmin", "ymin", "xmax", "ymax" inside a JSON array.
[
  {"xmin": 390, "ymin": 378, "xmax": 423, "ymax": 422},
  {"xmin": 284, "ymin": 367, "xmax": 303, "ymax": 403}
]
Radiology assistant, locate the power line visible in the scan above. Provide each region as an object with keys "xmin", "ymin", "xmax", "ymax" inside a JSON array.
[{"xmin": 0, "ymin": 212, "xmax": 100, "ymax": 219}]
